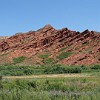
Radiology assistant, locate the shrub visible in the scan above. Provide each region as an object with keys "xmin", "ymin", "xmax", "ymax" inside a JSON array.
[
  {"xmin": 44, "ymin": 65, "xmax": 82, "ymax": 74},
  {"xmin": 23, "ymin": 69, "xmax": 35, "ymax": 75},
  {"xmin": 44, "ymin": 66, "xmax": 64, "ymax": 74},
  {"xmin": 39, "ymin": 54, "xmax": 50, "ymax": 59},
  {"xmin": 13, "ymin": 56, "xmax": 26, "ymax": 63},
  {"xmin": 65, "ymin": 66, "xmax": 82, "ymax": 73},
  {"xmin": 43, "ymin": 58, "xmax": 54, "ymax": 64},
  {"xmin": 57, "ymin": 52, "xmax": 72, "ymax": 60},
  {"xmin": 80, "ymin": 65, "xmax": 88, "ymax": 70},
  {"xmin": 0, "ymin": 65, "xmax": 42, "ymax": 76},
  {"xmin": 90, "ymin": 65, "xmax": 100, "ymax": 70},
  {"xmin": 0, "ymin": 76, "xmax": 2, "ymax": 80}
]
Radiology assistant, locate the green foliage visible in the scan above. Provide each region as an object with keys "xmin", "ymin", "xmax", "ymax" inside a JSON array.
[
  {"xmin": 13, "ymin": 56, "xmax": 26, "ymax": 63},
  {"xmin": 90, "ymin": 65, "xmax": 100, "ymax": 70},
  {"xmin": 43, "ymin": 58, "xmax": 54, "ymax": 64},
  {"xmin": 0, "ymin": 64, "xmax": 100, "ymax": 76},
  {"xmin": 0, "ymin": 65, "xmax": 44, "ymax": 76},
  {"xmin": 0, "ymin": 76, "xmax": 2, "ymax": 80},
  {"xmin": 0, "ymin": 77, "xmax": 100, "ymax": 100},
  {"xmin": 57, "ymin": 52, "xmax": 72, "ymax": 60},
  {"xmin": 39, "ymin": 53, "xmax": 50, "ymax": 59},
  {"xmin": 0, "ymin": 76, "xmax": 3, "ymax": 89},
  {"xmin": 44, "ymin": 65, "xmax": 82, "ymax": 74}
]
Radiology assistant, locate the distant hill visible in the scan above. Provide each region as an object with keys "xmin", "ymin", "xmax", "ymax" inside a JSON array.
[{"xmin": 0, "ymin": 25, "xmax": 100, "ymax": 65}]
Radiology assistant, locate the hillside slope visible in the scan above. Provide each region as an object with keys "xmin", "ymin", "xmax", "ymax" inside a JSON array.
[
  {"xmin": 0, "ymin": 36, "xmax": 9, "ymax": 42},
  {"xmin": 0, "ymin": 25, "xmax": 100, "ymax": 65}
]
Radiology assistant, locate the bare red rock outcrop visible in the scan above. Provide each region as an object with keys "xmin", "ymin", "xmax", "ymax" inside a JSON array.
[{"xmin": 0, "ymin": 25, "xmax": 100, "ymax": 65}]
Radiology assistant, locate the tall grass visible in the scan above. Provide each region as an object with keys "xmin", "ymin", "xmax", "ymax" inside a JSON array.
[{"xmin": 0, "ymin": 77, "xmax": 100, "ymax": 100}]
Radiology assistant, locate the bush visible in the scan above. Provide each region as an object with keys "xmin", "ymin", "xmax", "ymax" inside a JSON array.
[
  {"xmin": 13, "ymin": 56, "xmax": 26, "ymax": 63},
  {"xmin": 57, "ymin": 52, "xmax": 72, "ymax": 60},
  {"xmin": 0, "ymin": 65, "xmax": 43, "ymax": 76},
  {"xmin": 90, "ymin": 65, "xmax": 100, "ymax": 70},
  {"xmin": 39, "ymin": 54, "xmax": 50, "ymax": 59},
  {"xmin": 1, "ymin": 64, "xmax": 99, "ymax": 76},
  {"xmin": 44, "ymin": 65, "xmax": 64, "ymax": 74},
  {"xmin": 44, "ymin": 65, "xmax": 82, "ymax": 74},
  {"xmin": 65, "ymin": 66, "xmax": 82, "ymax": 73},
  {"xmin": 23, "ymin": 69, "xmax": 35, "ymax": 75},
  {"xmin": 43, "ymin": 58, "xmax": 54, "ymax": 64},
  {"xmin": 0, "ymin": 76, "xmax": 2, "ymax": 80}
]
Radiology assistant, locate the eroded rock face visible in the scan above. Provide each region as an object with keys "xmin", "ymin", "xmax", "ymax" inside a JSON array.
[
  {"xmin": 0, "ymin": 25, "xmax": 100, "ymax": 65},
  {"xmin": 0, "ymin": 41, "xmax": 9, "ymax": 51},
  {"xmin": 0, "ymin": 36, "xmax": 9, "ymax": 42}
]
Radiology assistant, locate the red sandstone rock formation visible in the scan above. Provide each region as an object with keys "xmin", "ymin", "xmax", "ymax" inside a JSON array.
[{"xmin": 0, "ymin": 25, "xmax": 100, "ymax": 65}]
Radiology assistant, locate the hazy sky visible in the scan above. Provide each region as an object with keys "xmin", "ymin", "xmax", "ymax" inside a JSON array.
[{"xmin": 0, "ymin": 0, "xmax": 100, "ymax": 36}]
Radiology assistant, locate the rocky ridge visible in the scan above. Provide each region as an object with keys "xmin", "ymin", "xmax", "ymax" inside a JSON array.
[{"xmin": 0, "ymin": 25, "xmax": 100, "ymax": 65}]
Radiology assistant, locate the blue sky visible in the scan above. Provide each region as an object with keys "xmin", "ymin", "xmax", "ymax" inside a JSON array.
[{"xmin": 0, "ymin": 0, "xmax": 100, "ymax": 36}]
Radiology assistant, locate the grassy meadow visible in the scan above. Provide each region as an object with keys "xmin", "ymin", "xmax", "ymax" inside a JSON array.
[
  {"xmin": 0, "ymin": 76, "xmax": 100, "ymax": 100},
  {"xmin": 0, "ymin": 64, "xmax": 100, "ymax": 100}
]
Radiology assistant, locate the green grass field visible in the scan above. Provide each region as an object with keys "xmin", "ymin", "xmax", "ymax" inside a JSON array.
[
  {"xmin": 0, "ymin": 74, "xmax": 100, "ymax": 100},
  {"xmin": 0, "ymin": 77, "xmax": 100, "ymax": 100},
  {"xmin": 0, "ymin": 64, "xmax": 100, "ymax": 100}
]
